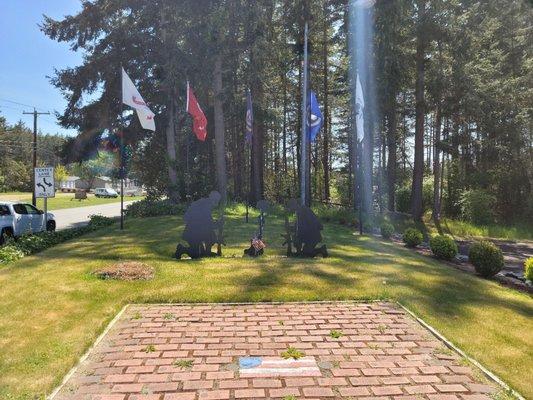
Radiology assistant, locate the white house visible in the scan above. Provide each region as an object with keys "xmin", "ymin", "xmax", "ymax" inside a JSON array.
[
  {"xmin": 59, "ymin": 176, "xmax": 80, "ymax": 192},
  {"xmin": 59, "ymin": 175, "xmax": 144, "ymax": 194}
]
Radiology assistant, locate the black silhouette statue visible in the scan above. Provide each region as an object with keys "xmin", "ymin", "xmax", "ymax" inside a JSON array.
[
  {"xmin": 244, "ymin": 200, "xmax": 269, "ymax": 257},
  {"xmin": 283, "ymin": 199, "xmax": 328, "ymax": 258},
  {"xmin": 175, "ymin": 191, "xmax": 225, "ymax": 259}
]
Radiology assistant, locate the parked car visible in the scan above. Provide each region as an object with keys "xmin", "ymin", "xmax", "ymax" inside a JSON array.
[
  {"xmin": 94, "ymin": 188, "xmax": 119, "ymax": 198},
  {"xmin": 123, "ymin": 188, "xmax": 146, "ymax": 197},
  {"xmin": 0, "ymin": 202, "xmax": 55, "ymax": 245}
]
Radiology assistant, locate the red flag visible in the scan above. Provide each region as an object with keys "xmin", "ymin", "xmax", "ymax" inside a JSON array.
[{"xmin": 186, "ymin": 82, "xmax": 207, "ymax": 141}]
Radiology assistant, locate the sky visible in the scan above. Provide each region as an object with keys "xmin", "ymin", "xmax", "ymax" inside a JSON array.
[{"xmin": 0, "ymin": 1, "xmax": 83, "ymax": 136}]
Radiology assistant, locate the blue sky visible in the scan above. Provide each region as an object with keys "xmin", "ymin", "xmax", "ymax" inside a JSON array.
[{"xmin": 0, "ymin": 1, "xmax": 83, "ymax": 136}]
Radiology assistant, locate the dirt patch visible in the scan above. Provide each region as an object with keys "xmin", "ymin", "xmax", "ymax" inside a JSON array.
[{"xmin": 94, "ymin": 262, "xmax": 154, "ymax": 281}]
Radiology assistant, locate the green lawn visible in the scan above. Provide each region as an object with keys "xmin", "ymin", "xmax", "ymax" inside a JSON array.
[
  {"xmin": 0, "ymin": 192, "xmax": 144, "ymax": 211},
  {"xmin": 437, "ymin": 217, "xmax": 533, "ymax": 242},
  {"xmin": 0, "ymin": 207, "xmax": 532, "ymax": 399}
]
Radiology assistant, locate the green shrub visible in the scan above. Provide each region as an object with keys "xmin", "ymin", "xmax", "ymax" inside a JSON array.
[
  {"xmin": 396, "ymin": 187, "xmax": 411, "ymax": 213},
  {"xmin": 380, "ymin": 222, "xmax": 394, "ymax": 239},
  {"xmin": 0, "ymin": 217, "xmax": 114, "ymax": 266},
  {"xmin": 468, "ymin": 241, "xmax": 504, "ymax": 278},
  {"xmin": 88, "ymin": 214, "xmax": 115, "ymax": 228},
  {"xmin": 459, "ymin": 189, "xmax": 496, "ymax": 225},
  {"xmin": 0, "ymin": 246, "xmax": 24, "ymax": 264},
  {"xmin": 524, "ymin": 257, "xmax": 533, "ymax": 282},
  {"xmin": 14, "ymin": 234, "xmax": 50, "ymax": 255},
  {"xmin": 125, "ymin": 198, "xmax": 184, "ymax": 218},
  {"xmin": 395, "ymin": 179, "xmax": 433, "ymax": 214},
  {"xmin": 429, "ymin": 235, "xmax": 458, "ymax": 260},
  {"xmin": 403, "ymin": 228, "xmax": 423, "ymax": 248}
]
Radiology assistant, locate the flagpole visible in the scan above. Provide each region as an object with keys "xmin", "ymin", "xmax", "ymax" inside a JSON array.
[
  {"xmin": 300, "ymin": 22, "xmax": 309, "ymax": 207},
  {"xmin": 359, "ymin": 140, "xmax": 363, "ymax": 235},
  {"xmin": 119, "ymin": 66, "xmax": 125, "ymax": 230}
]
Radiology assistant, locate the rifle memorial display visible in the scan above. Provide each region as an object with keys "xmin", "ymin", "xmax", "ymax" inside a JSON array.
[{"xmin": 243, "ymin": 200, "xmax": 268, "ymax": 257}]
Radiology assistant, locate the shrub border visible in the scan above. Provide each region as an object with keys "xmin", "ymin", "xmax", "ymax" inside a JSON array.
[{"xmin": 0, "ymin": 215, "xmax": 114, "ymax": 266}]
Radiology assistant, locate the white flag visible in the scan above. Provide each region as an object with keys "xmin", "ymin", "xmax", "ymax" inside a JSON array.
[
  {"xmin": 356, "ymin": 74, "xmax": 365, "ymax": 142},
  {"xmin": 121, "ymin": 68, "xmax": 156, "ymax": 131}
]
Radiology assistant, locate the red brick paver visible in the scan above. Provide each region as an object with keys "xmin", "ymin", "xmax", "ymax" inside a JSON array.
[{"xmin": 53, "ymin": 303, "xmax": 499, "ymax": 399}]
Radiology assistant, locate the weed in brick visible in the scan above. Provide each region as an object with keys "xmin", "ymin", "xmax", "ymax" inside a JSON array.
[
  {"xmin": 281, "ymin": 347, "xmax": 305, "ymax": 360},
  {"xmin": 329, "ymin": 329, "xmax": 344, "ymax": 339},
  {"xmin": 144, "ymin": 344, "xmax": 156, "ymax": 353},
  {"xmin": 173, "ymin": 359, "xmax": 194, "ymax": 369}
]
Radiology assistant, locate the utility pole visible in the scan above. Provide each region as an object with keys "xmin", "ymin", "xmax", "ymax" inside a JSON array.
[{"xmin": 23, "ymin": 108, "xmax": 50, "ymax": 206}]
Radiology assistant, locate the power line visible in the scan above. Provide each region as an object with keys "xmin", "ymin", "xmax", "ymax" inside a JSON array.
[
  {"xmin": 0, "ymin": 98, "xmax": 49, "ymax": 113},
  {"xmin": 0, "ymin": 104, "xmax": 26, "ymax": 112}
]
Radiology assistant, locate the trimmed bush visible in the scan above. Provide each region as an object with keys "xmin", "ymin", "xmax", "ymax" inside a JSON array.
[
  {"xmin": 380, "ymin": 222, "xmax": 394, "ymax": 239},
  {"xmin": 469, "ymin": 241, "xmax": 504, "ymax": 278},
  {"xmin": 429, "ymin": 235, "xmax": 458, "ymax": 260},
  {"xmin": 125, "ymin": 198, "xmax": 184, "ymax": 218},
  {"xmin": 403, "ymin": 228, "xmax": 423, "ymax": 248},
  {"xmin": 524, "ymin": 257, "xmax": 533, "ymax": 282}
]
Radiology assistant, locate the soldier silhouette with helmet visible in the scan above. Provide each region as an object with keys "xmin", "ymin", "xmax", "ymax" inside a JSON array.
[
  {"xmin": 175, "ymin": 191, "xmax": 224, "ymax": 259},
  {"xmin": 284, "ymin": 199, "xmax": 328, "ymax": 258}
]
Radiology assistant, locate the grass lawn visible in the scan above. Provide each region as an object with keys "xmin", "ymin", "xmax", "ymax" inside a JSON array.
[
  {"xmin": 0, "ymin": 192, "xmax": 144, "ymax": 211},
  {"xmin": 0, "ymin": 207, "xmax": 532, "ymax": 399},
  {"xmin": 437, "ymin": 217, "xmax": 533, "ymax": 242}
]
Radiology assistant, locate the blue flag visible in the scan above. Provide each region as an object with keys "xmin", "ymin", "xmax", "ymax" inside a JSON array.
[
  {"xmin": 245, "ymin": 90, "xmax": 253, "ymax": 144},
  {"xmin": 307, "ymin": 91, "xmax": 323, "ymax": 142}
]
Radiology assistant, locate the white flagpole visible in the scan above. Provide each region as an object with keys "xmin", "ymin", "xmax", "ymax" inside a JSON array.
[
  {"xmin": 300, "ymin": 22, "xmax": 309, "ymax": 206},
  {"xmin": 120, "ymin": 66, "xmax": 125, "ymax": 230},
  {"xmin": 186, "ymin": 81, "xmax": 190, "ymax": 113}
]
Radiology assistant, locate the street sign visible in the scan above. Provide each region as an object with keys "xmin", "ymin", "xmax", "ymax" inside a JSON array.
[{"xmin": 34, "ymin": 167, "xmax": 55, "ymax": 198}]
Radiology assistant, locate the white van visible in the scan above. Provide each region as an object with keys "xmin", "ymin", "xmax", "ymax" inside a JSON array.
[{"xmin": 94, "ymin": 188, "xmax": 119, "ymax": 198}]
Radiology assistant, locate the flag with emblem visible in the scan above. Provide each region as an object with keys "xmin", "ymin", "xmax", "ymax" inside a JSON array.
[
  {"xmin": 307, "ymin": 91, "xmax": 323, "ymax": 142},
  {"xmin": 121, "ymin": 68, "xmax": 156, "ymax": 131},
  {"xmin": 356, "ymin": 73, "xmax": 365, "ymax": 142}
]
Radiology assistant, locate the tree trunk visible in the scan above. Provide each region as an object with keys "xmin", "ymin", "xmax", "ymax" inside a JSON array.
[
  {"xmin": 251, "ymin": 76, "xmax": 264, "ymax": 204},
  {"xmin": 432, "ymin": 105, "xmax": 442, "ymax": 222},
  {"xmin": 161, "ymin": 7, "xmax": 179, "ymax": 203},
  {"xmin": 165, "ymin": 99, "xmax": 179, "ymax": 203},
  {"xmin": 322, "ymin": 1, "xmax": 331, "ymax": 202},
  {"xmin": 213, "ymin": 55, "xmax": 228, "ymax": 205},
  {"xmin": 386, "ymin": 101, "xmax": 397, "ymax": 211},
  {"xmin": 282, "ymin": 73, "xmax": 288, "ymax": 176},
  {"xmin": 411, "ymin": 0, "xmax": 427, "ymax": 221}
]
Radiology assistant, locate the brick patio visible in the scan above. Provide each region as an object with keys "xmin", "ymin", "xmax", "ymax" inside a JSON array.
[{"xmin": 52, "ymin": 302, "xmax": 498, "ymax": 400}]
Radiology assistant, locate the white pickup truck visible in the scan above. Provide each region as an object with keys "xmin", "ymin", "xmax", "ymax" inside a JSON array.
[{"xmin": 0, "ymin": 202, "xmax": 56, "ymax": 245}]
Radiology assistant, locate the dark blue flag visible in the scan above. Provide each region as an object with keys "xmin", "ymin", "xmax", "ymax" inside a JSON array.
[
  {"xmin": 245, "ymin": 90, "xmax": 253, "ymax": 144},
  {"xmin": 307, "ymin": 91, "xmax": 323, "ymax": 142}
]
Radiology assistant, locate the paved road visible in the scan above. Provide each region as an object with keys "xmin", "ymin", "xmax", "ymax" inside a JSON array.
[{"xmin": 53, "ymin": 201, "xmax": 137, "ymax": 230}]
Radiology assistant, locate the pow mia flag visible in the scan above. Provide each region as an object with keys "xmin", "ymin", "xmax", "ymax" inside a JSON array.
[{"xmin": 356, "ymin": 74, "xmax": 365, "ymax": 143}]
